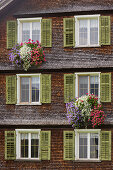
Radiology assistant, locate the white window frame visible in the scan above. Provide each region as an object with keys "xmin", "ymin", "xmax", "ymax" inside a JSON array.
[
  {"xmin": 75, "ymin": 72, "xmax": 100, "ymax": 100},
  {"xmin": 17, "ymin": 74, "xmax": 41, "ymax": 105},
  {"xmin": 17, "ymin": 18, "xmax": 42, "ymax": 43},
  {"xmin": 16, "ymin": 129, "xmax": 41, "ymax": 160},
  {"xmin": 75, "ymin": 129, "xmax": 101, "ymax": 161},
  {"xmin": 75, "ymin": 15, "xmax": 100, "ymax": 47}
]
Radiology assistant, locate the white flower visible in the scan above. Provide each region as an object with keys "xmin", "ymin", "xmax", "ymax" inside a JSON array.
[{"xmin": 20, "ymin": 44, "xmax": 31, "ymax": 58}]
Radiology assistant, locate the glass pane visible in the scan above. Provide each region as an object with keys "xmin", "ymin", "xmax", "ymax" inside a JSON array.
[
  {"xmin": 31, "ymin": 133, "xmax": 39, "ymax": 158},
  {"xmin": 79, "ymin": 20, "xmax": 88, "ymax": 45},
  {"xmin": 20, "ymin": 77, "xmax": 30, "ymax": 102},
  {"xmin": 79, "ymin": 133, "xmax": 87, "ymax": 158},
  {"xmin": 79, "ymin": 76, "xmax": 88, "ymax": 97},
  {"xmin": 21, "ymin": 133, "xmax": 28, "ymax": 158},
  {"xmin": 90, "ymin": 19, "xmax": 98, "ymax": 45},
  {"xmin": 32, "ymin": 77, "xmax": 40, "ymax": 102},
  {"xmin": 90, "ymin": 133, "xmax": 99, "ymax": 158},
  {"xmin": 22, "ymin": 23, "xmax": 30, "ymax": 42},
  {"xmin": 90, "ymin": 76, "xmax": 99, "ymax": 96},
  {"xmin": 32, "ymin": 22, "xmax": 40, "ymax": 42}
]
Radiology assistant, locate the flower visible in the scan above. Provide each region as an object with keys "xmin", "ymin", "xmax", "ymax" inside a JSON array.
[
  {"xmin": 9, "ymin": 40, "xmax": 46, "ymax": 71},
  {"xmin": 66, "ymin": 94, "xmax": 106, "ymax": 129}
]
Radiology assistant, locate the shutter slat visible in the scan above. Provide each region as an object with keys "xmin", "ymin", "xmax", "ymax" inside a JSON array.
[
  {"xmin": 63, "ymin": 131, "xmax": 75, "ymax": 160},
  {"xmin": 100, "ymin": 131, "xmax": 111, "ymax": 160},
  {"xmin": 100, "ymin": 16, "xmax": 110, "ymax": 45},
  {"xmin": 7, "ymin": 21, "xmax": 17, "ymax": 49},
  {"xmin": 41, "ymin": 19, "xmax": 52, "ymax": 47},
  {"xmin": 40, "ymin": 131, "xmax": 51, "ymax": 160},
  {"xmin": 41, "ymin": 74, "xmax": 51, "ymax": 103},
  {"xmin": 6, "ymin": 76, "xmax": 17, "ymax": 104},
  {"xmin": 5, "ymin": 131, "xmax": 16, "ymax": 160},
  {"xmin": 100, "ymin": 73, "xmax": 111, "ymax": 102},
  {"xmin": 63, "ymin": 18, "xmax": 75, "ymax": 47},
  {"xmin": 64, "ymin": 74, "xmax": 75, "ymax": 103}
]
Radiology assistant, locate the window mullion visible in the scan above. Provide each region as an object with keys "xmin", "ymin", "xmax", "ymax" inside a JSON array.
[
  {"xmin": 30, "ymin": 22, "xmax": 32, "ymax": 40},
  {"xmin": 29, "ymin": 133, "xmax": 31, "ymax": 159},
  {"xmin": 88, "ymin": 76, "xmax": 90, "ymax": 95},
  {"xmin": 88, "ymin": 133, "xmax": 90, "ymax": 159},
  {"xmin": 88, "ymin": 20, "xmax": 90, "ymax": 45}
]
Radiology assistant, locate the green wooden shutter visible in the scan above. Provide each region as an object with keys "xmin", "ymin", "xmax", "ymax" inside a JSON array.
[
  {"xmin": 63, "ymin": 131, "xmax": 75, "ymax": 160},
  {"xmin": 100, "ymin": 131, "xmax": 111, "ymax": 161},
  {"xmin": 41, "ymin": 74, "xmax": 51, "ymax": 103},
  {"xmin": 100, "ymin": 16, "xmax": 110, "ymax": 45},
  {"xmin": 6, "ymin": 76, "xmax": 17, "ymax": 104},
  {"xmin": 64, "ymin": 74, "xmax": 75, "ymax": 103},
  {"xmin": 41, "ymin": 19, "xmax": 52, "ymax": 47},
  {"xmin": 5, "ymin": 131, "xmax": 16, "ymax": 160},
  {"xmin": 63, "ymin": 18, "xmax": 75, "ymax": 47},
  {"xmin": 40, "ymin": 131, "xmax": 51, "ymax": 160},
  {"xmin": 7, "ymin": 21, "xmax": 17, "ymax": 49},
  {"xmin": 100, "ymin": 73, "xmax": 111, "ymax": 102}
]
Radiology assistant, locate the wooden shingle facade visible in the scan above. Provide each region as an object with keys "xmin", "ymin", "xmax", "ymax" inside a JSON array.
[{"xmin": 0, "ymin": 0, "xmax": 113, "ymax": 169}]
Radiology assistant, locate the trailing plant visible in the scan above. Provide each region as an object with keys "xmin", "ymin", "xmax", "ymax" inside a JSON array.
[
  {"xmin": 9, "ymin": 39, "xmax": 46, "ymax": 71},
  {"xmin": 66, "ymin": 94, "xmax": 106, "ymax": 129}
]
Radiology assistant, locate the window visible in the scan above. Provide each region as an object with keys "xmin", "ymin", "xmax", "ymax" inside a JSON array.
[
  {"xmin": 16, "ymin": 129, "xmax": 40, "ymax": 160},
  {"xmin": 5, "ymin": 130, "xmax": 51, "ymax": 160},
  {"xmin": 17, "ymin": 18, "xmax": 41, "ymax": 43},
  {"xmin": 63, "ymin": 15, "xmax": 110, "ymax": 47},
  {"xmin": 75, "ymin": 129, "xmax": 100, "ymax": 160},
  {"xmin": 75, "ymin": 72, "xmax": 100, "ymax": 98},
  {"xmin": 75, "ymin": 15, "xmax": 100, "ymax": 47},
  {"xmin": 63, "ymin": 130, "xmax": 111, "ymax": 161},
  {"xmin": 17, "ymin": 74, "xmax": 41, "ymax": 105}
]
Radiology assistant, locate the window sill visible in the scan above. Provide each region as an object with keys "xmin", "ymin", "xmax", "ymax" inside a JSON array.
[
  {"xmin": 15, "ymin": 159, "xmax": 41, "ymax": 162},
  {"xmin": 75, "ymin": 45, "xmax": 100, "ymax": 48},
  {"xmin": 74, "ymin": 160, "xmax": 101, "ymax": 162},
  {"xmin": 16, "ymin": 103, "xmax": 42, "ymax": 106}
]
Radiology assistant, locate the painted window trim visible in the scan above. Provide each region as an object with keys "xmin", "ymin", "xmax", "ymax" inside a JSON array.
[
  {"xmin": 75, "ymin": 15, "xmax": 100, "ymax": 47},
  {"xmin": 17, "ymin": 17, "xmax": 42, "ymax": 43},
  {"xmin": 16, "ymin": 129, "xmax": 41, "ymax": 160},
  {"xmin": 75, "ymin": 129, "xmax": 101, "ymax": 161},
  {"xmin": 75, "ymin": 72, "xmax": 101, "ymax": 100},
  {"xmin": 16, "ymin": 74, "xmax": 41, "ymax": 105}
]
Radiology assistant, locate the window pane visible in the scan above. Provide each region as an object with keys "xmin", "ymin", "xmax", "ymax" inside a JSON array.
[
  {"xmin": 90, "ymin": 133, "xmax": 99, "ymax": 158},
  {"xmin": 79, "ymin": 76, "xmax": 88, "ymax": 97},
  {"xmin": 79, "ymin": 133, "xmax": 87, "ymax": 158},
  {"xmin": 20, "ymin": 77, "xmax": 30, "ymax": 102},
  {"xmin": 79, "ymin": 20, "xmax": 88, "ymax": 45},
  {"xmin": 21, "ymin": 133, "xmax": 28, "ymax": 158},
  {"xmin": 32, "ymin": 77, "xmax": 40, "ymax": 102},
  {"xmin": 22, "ymin": 23, "xmax": 30, "ymax": 42},
  {"xmin": 90, "ymin": 19, "xmax": 98, "ymax": 45},
  {"xmin": 90, "ymin": 76, "xmax": 99, "ymax": 96},
  {"xmin": 32, "ymin": 22, "xmax": 40, "ymax": 42},
  {"xmin": 31, "ymin": 133, "xmax": 39, "ymax": 158}
]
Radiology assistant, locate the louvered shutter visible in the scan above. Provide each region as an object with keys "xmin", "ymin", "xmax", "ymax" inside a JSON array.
[
  {"xmin": 41, "ymin": 19, "xmax": 52, "ymax": 47},
  {"xmin": 100, "ymin": 131, "xmax": 111, "ymax": 161},
  {"xmin": 7, "ymin": 21, "xmax": 17, "ymax": 49},
  {"xmin": 5, "ymin": 131, "xmax": 16, "ymax": 160},
  {"xmin": 100, "ymin": 16, "xmax": 110, "ymax": 45},
  {"xmin": 40, "ymin": 131, "xmax": 51, "ymax": 160},
  {"xmin": 41, "ymin": 74, "xmax": 51, "ymax": 103},
  {"xmin": 63, "ymin": 131, "xmax": 75, "ymax": 160},
  {"xmin": 64, "ymin": 74, "xmax": 75, "ymax": 103},
  {"xmin": 63, "ymin": 18, "xmax": 75, "ymax": 47},
  {"xmin": 100, "ymin": 73, "xmax": 111, "ymax": 102},
  {"xmin": 6, "ymin": 76, "xmax": 17, "ymax": 104}
]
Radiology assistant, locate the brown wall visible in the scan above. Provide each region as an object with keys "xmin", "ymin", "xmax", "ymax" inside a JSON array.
[{"xmin": 0, "ymin": 127, "xmax": 113, "ymax": 170}]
